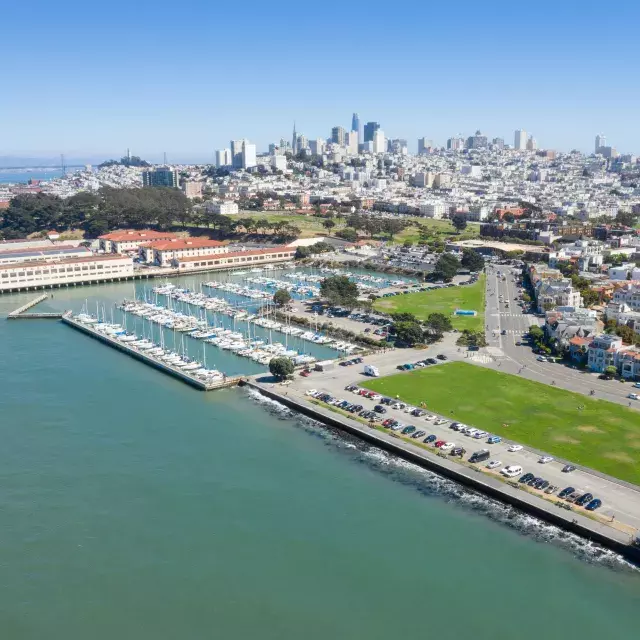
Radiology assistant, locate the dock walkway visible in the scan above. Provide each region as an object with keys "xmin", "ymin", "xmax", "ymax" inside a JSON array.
[
  {"xmin": 62, "ymin": 312, "xmax": 241, "ymax": 391},
  {"xmin": 7, "ymin": 294, "xmax": 54, "ymax": 318}
]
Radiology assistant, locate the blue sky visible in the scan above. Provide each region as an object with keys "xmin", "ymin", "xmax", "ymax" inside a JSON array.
[{"xmin": 2, "ymin": 0, "xmax": 639, "ymax": 161}]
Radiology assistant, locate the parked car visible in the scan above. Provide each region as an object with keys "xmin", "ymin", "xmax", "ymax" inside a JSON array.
[
  {"xmin": 562, "ymin": 465, "xmax": 576, "ymax": 473},
  {"xmin": 450, "ymin": 447, "xmax": 466, "ymax": 457},
  {"xmin": 519, "ymin": 473, "xmax": 535, "ymax": 484},
  {"xmin": 627, "ymin": 393, "xmax": 639, "ymax": 401},
  {"xmin": 469, "ymin": 449, "xmax": 491, "ymax": 463},
  {"xmin": 305, "ymin": 389, "xmax": 318, "ymax": 396},
  {"xmin": 545, "ymin": 485, "xmax": 559, "ymax": 495},
  {"xmin": 373, "ymin": 405, "xmax": 387, "ymax": 414},
  {"xmin": 585, "ymin": 498, "xmax": 602, "ymax": 511},
  {"xmin": 566, "ymin": 492, "xmax": 581, "ymax": 503},
  {"xmin": 434, "ymin": 440, "xmax": 447, "ymax": 448},
  {"xmin": 439, "ymin": 442, "xmax": 455, "ymax": 452},
  {"xmin": 486, "ymin": 460, "xmax": 502, "ymax": 470},
  {"xmin": 434, "ymin": 418, "xmax": 448, "ymax": 426},
  {"xmin": 539, "ymin": 456, "xmax": 554, "ymax": 464},
  {"xmin": 558, "ymin": 487, "xmax": 575, "ymax": 499},
  {"xmin": 427, "ymin": 358, "xmax": 438, "ymax": 365},
  {"xmin": 575, "ymin": 492, "xmax": 594, "ymax": 507},
  {"xmin": 424, "ymin": 435, "xmax": 437, "ymax": 444},
  {"xmin": 501, "ymin": 465, "xmax": 523, "ymax": 478},
  {"xmin": 507, "ymin": 444, "xmax": 523, "ymax": 452},
  {"xmin": 412, "ymin": 430, "xmax": 426, "ymax": 439},
  {"xmin": 401, "ymin": 425, "xmax": 416, "ymax": 435},
  {"xmin": 487, "ymin": 435, "xmax": 502, "ymax": 444},
  {"xmin": 436, "ymin": 354, "xmax": 447, "ymax": 360}
]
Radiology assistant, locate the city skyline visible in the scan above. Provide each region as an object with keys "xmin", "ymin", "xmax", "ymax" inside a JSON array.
[{"xmin": 3, "ymin": 0, "xmax": 640, "ymax": 157}]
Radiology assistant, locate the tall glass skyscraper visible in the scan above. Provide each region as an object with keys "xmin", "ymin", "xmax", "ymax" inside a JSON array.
[
  {"xmin": 364, "ymin": 121, "xmax": 380, "ymax": 143},
  {"xmin": 351, "ymin": 113, "xmax": 360, "ymax": 140}
]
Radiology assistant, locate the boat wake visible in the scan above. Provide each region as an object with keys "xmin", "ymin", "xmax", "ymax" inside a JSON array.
[{"xmin": 246, "ymin": 388, "xmax": 638, "ymax": 573}]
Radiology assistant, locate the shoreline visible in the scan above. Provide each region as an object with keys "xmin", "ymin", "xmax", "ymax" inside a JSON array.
[{"xmin": 243, "ymin": 379, "xmax": 640, "ymax": 564}]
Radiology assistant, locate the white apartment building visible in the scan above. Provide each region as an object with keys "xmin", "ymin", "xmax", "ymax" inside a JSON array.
[
  {"xmin": 206, "ymin": 201, "xmax": 239, "ymax": 215},
  {"xmin": 242, "ymin": 143, "xmax": 257, "ymax": 169},
  {"xmin": 536, "ymin": 278, "xmax": 583, "ymax": 312},
  {"xmin": 612, "ymin": 283, "xmax": 640, "ymax": 311},
  {"xmin": 609, "ymin": 264, "xmax": 636, "ymax": 280},
  {"xmin": 467, "ymin": 205, "xmax": 490, "ymax": 221},
  {"xmin": 373, "ymin": 130, "xmax": 385, "ymax": 154},
  {"xmin": 461, "ymin": 165, "xmax": 482, "ymax": 178},
  {"xmin": 215, "ymin": 148, "xmax": 232, "ymax": 167},
  {"xmin": 271, "ymin": 155, "xmax": 287, "ymax": 171},
  {"xmin": 413, "ymin": 172, "xmax": 435, "ymax": 188},
  {"xmin": 141, "ymin": 238, "xmax": 228, "ymax": 266},
  {"xmin": 419, "ymin": 202, "xmax": 447, "ymax": 219},
  {"xmin": 514, "ymin": 129, "xmax": 527, "ymax": 150},
  {"xmin": 0, "ymin": 255, "xmax": 134, "ymax": 293},
  {"xmin": 587, "ymin": 334, "xmax": 622, "ymax": 373}
]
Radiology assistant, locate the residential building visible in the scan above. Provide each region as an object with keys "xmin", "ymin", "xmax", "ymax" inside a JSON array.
[
  {"xmin": 309, "ymin": 139, "xmax": 325, "ymax": 155},
  {"xmin": 467, "ymin": 205, "xmax": 490, "ymax": 221},
  {"xmin": 418, "ymin": 137, "xmax": 433, "ymax": 155},
  {"xmin": 514, "ymin": 129, "xmax": 527, "ymax": 150},
  {"xmin": 447, "ymin": 136, "xmax": 465, "ymax": 151},
  {"xmin": 372, "ymin": 130, "xmax": 385, "ymax": 154},
  {"xmin": 587, "ymin": 334, "xmax": 623, "ymax": 373},
  {"xmin": 98, "ymin": 230, "xmax": 179, "ymax": 254},
  {"xmin": 419, "ymin": 202, "xmax": 447, "ymax": 219},
  {"xmin": 271, "ymin": 155, "xmax": 287, "ymax": 171},
  {"xmin": 215, "ymin": 148, "xmax": 232, "ymax": 167},
  {"xmin": 345, "ymin": 131, "xmax": 359, "ymax": 155},
  {"xmin": 242, "ymin": 142, "xmax": 257, "ymax": 169},
  {"xmin": 331, "ymin": 126, "xmax": 346, "ymax": 146},
  {"xmin": 206, "ymin": 201, "xmax": 239, "ymax": 215},
  {"xmin": 142, "ymin": 168, "xmax": 179, "ymax": 188},
  {"xmin": 0, "ymin": 254, "xmax": 134, "ymax": 292},
  {"xmin": 617, "ymin": 349, "xmax": 640, "ymax": 380},
  {"xmin": 413, "ymin": 171, "xmax": 435, "ymax": 188},
  {"xmin": 466, "ymin": 131, "xmax": 488, "ymax": 149},
  {"xmin": 230, "ymin": 139, "xmax": 247, "ymax": 169},
  {"xmin": 526, "ymin": 136, "xmax": 537, "ymax": 151},
  {"xmin": 182, "ymin": 181, "xmax": 203, "ymax": 199},
  {"xmin": 612, "ymin": 283, "xmax": 640, "ymax": 311}
]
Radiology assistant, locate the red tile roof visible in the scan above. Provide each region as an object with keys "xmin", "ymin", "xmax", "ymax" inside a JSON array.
[
  {"xmin": 143, "ymin": 238, "xmax": 225, "ymax": 251},
  {"xmin": 99, "ymin": 230, "xmax": 178, "ymax": 242}
]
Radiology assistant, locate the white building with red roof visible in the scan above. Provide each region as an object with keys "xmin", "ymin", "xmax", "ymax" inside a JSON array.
[
  {"xmin": 98, "ymin": 230, "xmax": 179, "ymax": 254},
  {"xmin": 140, "ymin": 238, "xmax": 228, "ymax": 266}
]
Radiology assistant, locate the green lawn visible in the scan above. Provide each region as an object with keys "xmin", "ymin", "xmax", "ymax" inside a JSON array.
[
  {"xmin": 374, "ymin": 274, "xmax": 485, "ymax": 330},
  {"xmin": 362, "ymin": 362, "xmax": 640, "ymax": 485}
]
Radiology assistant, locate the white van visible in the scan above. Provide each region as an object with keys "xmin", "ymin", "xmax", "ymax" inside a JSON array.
[{"xmin": 364, "ymin": 365, "xmax": 380, "ymax": 377}]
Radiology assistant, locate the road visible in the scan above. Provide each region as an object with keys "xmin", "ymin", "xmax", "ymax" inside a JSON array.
[
  {"xmin": 483, "ymin": 264, "xmax": 638, "ymax": 409},
  {"xmin": 272, "ymin": 350, "xmax": 640, "ymax": 537}
]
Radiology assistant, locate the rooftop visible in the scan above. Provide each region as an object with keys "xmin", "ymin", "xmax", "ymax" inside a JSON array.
[
  {"xmin": 143, "ymin": 238, "xmax": 226, "ymax": 251},
  {"xmin": 0, "ymin": 254, "xmax": 130, "ymax": 271},
  {"xmin": 99, "ymin": 230, "xmax": 178, "ymax": 242}
]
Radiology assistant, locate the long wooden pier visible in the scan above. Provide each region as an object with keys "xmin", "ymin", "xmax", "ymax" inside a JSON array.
[
  {"xmin": 7, "ymin": 294, "xmax": 51, "ymax": 317},
  {"xmin": 61, "ymin": 312, "xmax": 242, "ymax": 391}
]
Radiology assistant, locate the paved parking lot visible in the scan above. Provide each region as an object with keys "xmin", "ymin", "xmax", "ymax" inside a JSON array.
[{"xmin": 269, "ymin": 348, "xmax": 640, "ymax": 538}]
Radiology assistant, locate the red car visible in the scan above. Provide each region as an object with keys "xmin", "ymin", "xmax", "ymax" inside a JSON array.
[
  {"xmin": 365, "ymin": 391, "xmax": 376, "ymax": 398},
  {"xmin": 434, "ymin": 440, "xmax": 446, "ymax": 448},
  {"xmin": 300, "ymin": 370, "xmax": 311, "ymax": 377},
  {"xmin": 382, "ymin": 419, "xmax": 394, "ymax": 427}
]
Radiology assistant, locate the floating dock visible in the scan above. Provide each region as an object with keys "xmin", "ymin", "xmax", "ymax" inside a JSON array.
[{"xmin": 61, "ymin": 312, "xmax": 242, "ymax": 391}]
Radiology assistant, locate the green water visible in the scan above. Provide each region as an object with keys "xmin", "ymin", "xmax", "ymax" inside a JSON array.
[{"xmin": 1, "ymin": 288, "xmax": 640, "ymax": 639}]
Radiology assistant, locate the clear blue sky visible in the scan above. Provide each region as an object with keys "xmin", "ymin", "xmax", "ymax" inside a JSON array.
[{"xmin": 2, "ymin": 0, "xmax": 639, "ymax": 162}]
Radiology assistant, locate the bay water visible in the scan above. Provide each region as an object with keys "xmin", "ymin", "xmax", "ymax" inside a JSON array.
[{"xmin": 1, "ymin": 283, "xmax": 639, "ymax": 638}]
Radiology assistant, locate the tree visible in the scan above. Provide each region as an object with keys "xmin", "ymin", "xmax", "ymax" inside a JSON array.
[
  {"xmin": 393, "ymin": 321, "xmax": 424, "ymax": 346},
  {"xmin": 322, "ymin": 219, "xmax": 336, "ymax": 232},
  {"xmin": 403, "ymin": 240, "xmax": 413, "ymax": 248},
  {"xmin": 460, "ymin": 248, "xmax": 484, "ymax": 272},
  {"xmin": 390, "ymin": 312, "xmax": 419, "ymax": 323},
  {"xmin": 425, "ymin": 312, "xmax": 453, "ymax": 335},
  {"xmin": 451, "ymin": 213, "xmax": 468, "ymax": 233},
  {"xmin": 432, "ymin": 253, "xmax": 460, "ymax": 282},
  {"xmin": 616, "ymin": 324, "xmax": 636, "ymax": 344},
  {"xmin": 604, "ymin": 365, "xmax": 618, "ymax": 378},
  {"xmin": 269, "ymin": 357, "xmax": 294, "ymax": 380},
  {"xmin": 320, "ymin": 275, "xmax": 360, "ymax": 308},
  {"xmin": 336, "ymin": 228, "xmax": 358, "ymax": 242},
  {"xmin": 615, "ymin": 210, "xmax": 637, "ymax": 227},
  {"xmin": 273, "ymin": 289, "xmax": 292, "ymax": 307},
  {"xmin": 381, "ymin": 218, "xmax": 406, "ymax": 239}
]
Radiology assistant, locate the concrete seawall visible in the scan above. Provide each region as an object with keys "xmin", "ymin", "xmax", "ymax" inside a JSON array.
[{"xmin": 244, "ymin": 380, "xmax": 640, "ymax": 564}]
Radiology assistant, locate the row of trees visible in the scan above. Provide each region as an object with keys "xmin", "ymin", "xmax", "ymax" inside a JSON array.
[
  {"xmin": 0, "ymin": 188, "xmax": 192, "ymax": 239},
  {"xmin": 390, "ymin": 311, "xmax": 453, "ymax": 346}
]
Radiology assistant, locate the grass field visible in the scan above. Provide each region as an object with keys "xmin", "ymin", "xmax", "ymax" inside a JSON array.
[
  {"xmin": 362, "ymin": 362, "xmax": 640, "ymax": 485},
  {"xmin": 241, "ymin": 212, "xmax": 480, "ymax": 244},
  {"xmin": 373, "ymin": 274, "xmax": 485, "ymax": 330}
]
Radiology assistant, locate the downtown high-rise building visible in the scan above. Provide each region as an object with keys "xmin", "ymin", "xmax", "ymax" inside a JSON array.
[
  {"xmin": 215, "ymin": 148, "xmax": 232, "ymax": 167},
  {"xmin": 230, "ymin": 139, "xmax": 246, "ymax": 168},
  {"xmin": 331, "ymin": 126, "xmax": 346, "ymax": 145},
  {"xmin": 364, "ymin": 121, "xmax": 380, "ymax": 143},
  {"xmin": 351, "ymin": 113, "xmax": 360, "ymax": 143},
  {"xmin": 514, "ymin": 129, "xmax": 527, "ymax": 150},
  {"xmin": 418, "ymin": 137, "xmax": 433, "ymax": 155},
  {"xmin": 595, "ymin": 134, "xmax": 606, "ymax": 153}
]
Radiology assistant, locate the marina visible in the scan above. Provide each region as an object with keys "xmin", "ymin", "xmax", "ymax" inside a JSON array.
[{"xmin": 62, "ymin": 311, "xmax": 241, "ymax": 390}]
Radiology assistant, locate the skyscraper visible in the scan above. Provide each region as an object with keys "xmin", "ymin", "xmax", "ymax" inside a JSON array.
[
  {"xmin": 331, "ymin": 126, "xmax": 346, "ymax": 145},
  {"xmin": 230, "ymin": 139, "xmax": 246, "ymax": 168},
  {"xmin": 242, "ymin": 142, "xmax": 256, "ymax": 169},
  {"xmin": 142, "ymin": 168, "xmax": 179, "ymax": 188},
  {"xmin": 292, "ymin": 123, "xmax": 298, "ymax": 155},
  {"xmin": 595, "ymin": 134, "xmax": 606, "ymax": 153},
  {"xmin": 514, "ymin": 129, "xmax": 527, "ymax": 150},
  {"xmin": 351, "ymin": 113, "xmax": 360, "ymax": 143},
  {"xmin": 364, "ymin": 121, "xmax": 380, "ymax": 143},
  {"xmin": 418, "ymin": 137, "xmax": 433, "ymax": 155}
]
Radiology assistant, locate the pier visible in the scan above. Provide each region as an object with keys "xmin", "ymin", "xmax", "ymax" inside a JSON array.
[
  {"xmin": 7, "ymin": 294, "xmax": 64, "ymax": 319},
  {"xmin": 62, "ymin": 312, "xmax": 242, "ymax": 391}
]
